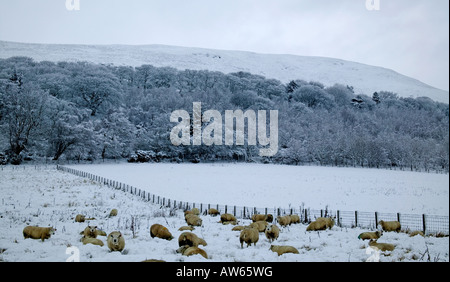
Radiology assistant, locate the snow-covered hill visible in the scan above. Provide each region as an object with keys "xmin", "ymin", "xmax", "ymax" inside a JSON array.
[{"xmin": 0, "ymin": 40, "xmax": 448, "ymax": 103}]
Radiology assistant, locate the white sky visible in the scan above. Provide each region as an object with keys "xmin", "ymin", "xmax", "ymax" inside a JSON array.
[{"xmin": 0, "ymin": 0, "xmax": 448, "ymax": 91}]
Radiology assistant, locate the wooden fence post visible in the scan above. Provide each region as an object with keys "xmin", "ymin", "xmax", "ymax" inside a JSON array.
[
  {"xmin": 355, "ymin": 211, "xmax": 358, "ymax": 227},
  {"xmin": 375, "ymin": 212, "xmax": 378, "ymax": 228},
  {"xmin": 422, "ymin": 214, "xmax": 426, "ymax": 234},
  {"xmin": 337, "ymin": 210, "xmax": 340, "ymax": 227}
]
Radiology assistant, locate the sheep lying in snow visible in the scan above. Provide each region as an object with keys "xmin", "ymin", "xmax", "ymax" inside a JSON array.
[
  {"xmin": 358, "ymin": 231, "xmax": 383, "ymax": 240},
  {"xmin": 265, "ymin": 224, "xmax": 280, "ymax": 243},
  {"xmin": 378, "ymin": 220, "xmax": 401, "ymax": 232},
  {"xmin": 109, "ymin": 209, "xmax": 118, "ymax": 217},
  {"xmin": 185, "ymin": 214, "xmax": 202, "ymax": 226},
  {"xmin": 80, "ymin": 226, "xmax": 102, "ymax": 238},
  {"xmin": 306, "ymin": 217, "xmax": 335, "ymax": 231},
  {"xmin": 81, "ymin": 236, "xmax": 104, "ymax": 247},
  {"xmin": 220, "ymin": 213, "xmax": 237, "ymax": 225},
  {"xmin": 270, "ymin": 245, "xmax": 299, "ymax": 256},
  {"xmin": 239, "ymin": 227, "xmax": 259, "ymax": 248},
  {"xmin": 369, "ymin": 239, "xmax": 395, "ymax": 252},
  {"xmin": 409, "ymin": 230, "xmax": 425, "ymax": 237},
  {"xmin": 232, "ymin": 226, "xmax": 246, "ymax": 231},
  {"xmin": 178, "ymin": 226, "xmax": 195, "ymax": 231},
  {"xmin": 150, "ymin": 224, "xmax": 173, "ymax": 241},
  {"xmin": 23, "ymin": 226, "xmax": 55, "ymax": 241},
  {"xmin": 107, "ymin": 231, "xmax": 125, "ymax": 252},
  {"xmin": 249, "ymin": 221, "xmax": 268, "ymax": 232},
  {"xmin": 252, "ymin": 214, "xmax": 273, "ymax": 223},
  {"xmin": 74, "ymin": 214, "xmax": 95, "ymax": 223},
  {"xmin": 178, "ymin": 232, "xmax": 207, "ymax": 247},
  {"xmin": 177, "ymin": 245, "xmax": 208, "ymax": 259},
  {"xmin": 277, "ymin": 216, "xmax": 291, "ymax": 227}
]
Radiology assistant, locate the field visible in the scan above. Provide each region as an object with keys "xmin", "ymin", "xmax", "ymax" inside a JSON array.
[{"xmin": 0, "ymin": 164, "xmax": 448, "ymax": 262}]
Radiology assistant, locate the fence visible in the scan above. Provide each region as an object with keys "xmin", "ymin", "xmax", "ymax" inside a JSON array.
[{"xmin": 56, "ymin": 165, "xmax": 449, "ymax": 236}]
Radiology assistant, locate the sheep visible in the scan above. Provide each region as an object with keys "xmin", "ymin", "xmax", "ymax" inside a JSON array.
[
  {"xmin": 358, "ymin": 231, "xmax": 383, "ymax": 240},
  {"xmin": 185, "ymin": 213, "xmax": 202, "ymax": 226},
  {"xmin": 75, "ymin": 214, "xmax": 85, "ymax": 223},
  {"xmin": 109, "ymin": 209, "xmax": 118, "ymax": 217},
  {"xmin": 277, "ymin": 216, "xmax": 291, "ymax": 227},
  {"xmin": 178, "ymin": 232, "xmax": 207, "ymax": 248},
  {"xmin": 409, "ymin": 230, "xmax": 425, "ymax": 237},
  {"xmin": 177, "ymin": 245, "xmax": 208, "ymax": 259},
  {"xmin": 208, "ymin": 208, "xmax": 220, "ymax": 216},
  {"xmin": 150, "ymin": 224, "xmax": 173, "ymax": 241},
  {"xmin": 249, "ymin": 221, "xmax": 268, "ymax": 232},
  {"xmin": 74, "ymin": 214, "xmax": 95, "ymax": 223},
  {"xmin": 184, "ymin": 208, "xmax": 200, "ymax": 216},
  {"xmin": 239, "ymin": 227, "xmax": 259, "ymax": 248},
  {"xmin": 23, "ymin": 226, "xmax": 55, "ymax": 241},
  {"xmin": 264, "ymin": 224, "xmax": 280, "ymax": 243},
  {"xmin": 80, "ymin": 225, "xmax": 99, "ymax": 238},
  {"xmin": 306, "ymin": 217, "xmax": 335, "ymax": 231},
  {"xmin": 81, "ymin": 236, "xmax": 104, "ymax": 247},
  {"xmin": 289, "ymin": 214, "xmax": 300, "ymax": 224},
  {"xmin": 107, "ymin": 231, "xmax": 125, "ymax": 252},
  {"xmin": 378, "ymin": 220, "xmax": 401, "ymax": 232},
  {"xmin": 178, "ymin": 226, "xmax": 195, "ymax": 231},
  {"xmin": 270, "ymin": 245, "xmax": 299, "ymax": 256},
  {"xmin": 220, "ymin": 213, "xmax": 237, "ymax": 225},
  {"xmin": 232, "ymin": 226, "xmax": 246, "ymax": 231},
  {"xmin": 252, "ymin": 214, "xmax": 273, "ymax": 223},
  {"xmin": 369, "ymin": 239, "xmax": 395, "ymax": 252},
  {"xmin": 317, "ymin": 217, "xmax": 335, "ymax": 229}
]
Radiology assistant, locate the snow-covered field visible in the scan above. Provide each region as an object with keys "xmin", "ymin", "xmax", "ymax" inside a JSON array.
[
  {"xmin": 0, "ymin": 165, "xmax": 448, "ymax": 262},
  {"xmin": 66, "ymin": 163, "xmax": 449, "ymax": 215}
]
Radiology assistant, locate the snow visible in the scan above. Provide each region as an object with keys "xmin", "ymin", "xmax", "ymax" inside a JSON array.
[
  {"xmin": 0, "ymin": 165, "xmax": 448, "ymax": 262},
  {"xmin": 0, "ymin": 40, "xmax": 448, "ymax": 103},
  {"xmin": 65, "ymin": 162, "xmax": 449, "ymax": 216}
]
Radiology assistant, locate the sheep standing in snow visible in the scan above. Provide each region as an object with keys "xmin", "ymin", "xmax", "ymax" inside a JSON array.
[
  {"xmin": 178, "ymin": 232, "xmax": 207, "ymax": 247},
  {"xmin": 264, "ymin": 224, "xmax": 280, "ymax": 243},
  {"xmin": 107, "ymin": 231, "xmax": 125, "ymax": 252},
  {"xmin": 220, "ymin": 213, "xmax": 237, "ymax": 225},
  {"xmin": 378, "ymin": 220, "xmax": 401, "ymax": 232},
  {"xmin": 249, "ymin": 221, "xmax": 268, "ymax": 232},
  {"xmin": 23, "ymin": 226, "xmax": 55, "ymax": 241},
  {"xmin": 277, "ymin": 216, "xmax": 291, "ymax": 227},
  {"xmin": 289, "ymin": 214, "xmax": 300, "ymax": 224},
  {"xmin": 270, "ymin": 245, "xmax": 299, "ymax": 256},
  {"xmin": 306, "ymin": 217, "xmax": 335, "ymax": 231},
  {"xmin": 358, "ymin": 231, "xmax": 383, "ymax": 240},
  {"xmin": 252, "ymin": 214, "xmax": 273, "ymax": 223},
  {"xmin": 239, "ymin": 227, "xmax": 259, "ymax": 248},
  {"xmin": 208, "ymin": 208, "xmax": 220, "ymax": 216},
  {"xmin": 150, "ymin": 224, "xmax": 173, "ymax": 241}
]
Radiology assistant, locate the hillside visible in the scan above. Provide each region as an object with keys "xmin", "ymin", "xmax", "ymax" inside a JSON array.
[{"xmin": 0, "ymin": 40, "xmax": 448, "ymax": 103}]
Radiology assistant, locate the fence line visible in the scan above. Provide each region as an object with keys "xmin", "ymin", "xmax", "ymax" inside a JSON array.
[{"xmin": 56, "ymin": 165, "xmax": 449, "ymax": 236}]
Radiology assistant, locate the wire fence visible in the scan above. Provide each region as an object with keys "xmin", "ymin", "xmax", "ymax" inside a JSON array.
[{"xmin": 55, "ymin": 165, "xmax": 449, "ymax": 236}]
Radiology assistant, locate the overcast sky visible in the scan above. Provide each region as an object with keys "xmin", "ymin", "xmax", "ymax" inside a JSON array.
[{"xmin": 0, "ymin": 0, "xmax": 448, "ymax": 91}]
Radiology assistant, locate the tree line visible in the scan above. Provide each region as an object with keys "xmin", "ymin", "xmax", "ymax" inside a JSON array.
[{"xmin": 0, "ymin": 56, "xmax": 448, "ymax": 172}]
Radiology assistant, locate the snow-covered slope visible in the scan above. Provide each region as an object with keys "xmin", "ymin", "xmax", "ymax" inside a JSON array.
[{"xmin": 0, "ymin": 40, "xmax": 448, "ymax": 103}]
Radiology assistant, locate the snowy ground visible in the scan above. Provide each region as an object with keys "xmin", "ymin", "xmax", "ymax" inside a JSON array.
[
  {"xmin": 66, "ymin": 162, "xmax": 449, "ymax": 215},
  {"xmin": 0, "ymin": 165, "xmax": 448, "ymax": 262}
]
